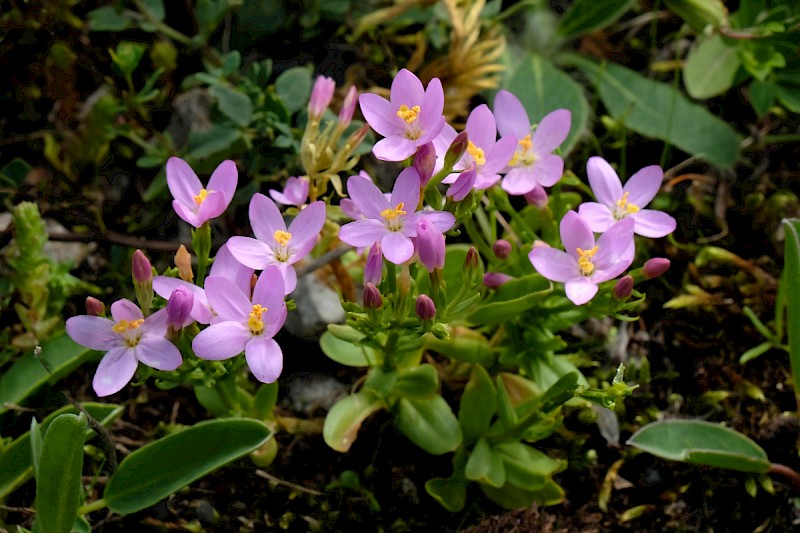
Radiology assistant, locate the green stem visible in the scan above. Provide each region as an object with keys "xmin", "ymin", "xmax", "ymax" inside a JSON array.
[
  {"xmin": 192, "ymin": 222, "xmax": 212, "ymax": 286},
  {"xmin": 78, "ymin": 498, "xmax": 108, "ymax": 516},
  {"xmin": 131, "ymin": 0, "xmax": 194, "ymax": 46},
  {"xmin": 463, "ymin": 217, "xmax": 494, "ymax": 261},
  {"xmin": 385, "ymin": 261, "xmax": 397, "ymax": 298}
]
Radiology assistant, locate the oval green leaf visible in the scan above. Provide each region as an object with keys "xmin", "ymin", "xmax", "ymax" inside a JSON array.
[
  {"xmin": 393, "ymin": 364, "xmax": 439, "ymax": 400},
  {"xmin": 396, "ymin": 396, "xmax": 462, "ymax": 455},
  {"xmin": 105, "ymin": 418, "xmax": 271, "ymax": 515},
  {"xmin": 323, "ymin": 391, "xmax": 384, "ymax": 452},
  {"xmin": 465, "ymin": 437, "xmax": 506, "ymax": 488},
  {"xmin": 320, "ymin": 330, "xmax": 382, "ymax": 367},
  {"xmin": 684, "ymin": 35, "xmax": 741, "ymax": 99},
  {"xmin": 275, "ymin": 66, "xmax": 313, "ymax": 113},
  {"xmin": 467, "ymin": 273, "xmax": 551, "ymax": 325},
  {"xmin": 557, "ymin": 0, "xmax": 636, "ymax": 41},
  {"xmin": 627, "ymin": 419, "xmax": 771, "ymax": 473},
  {"xmin": 209, "ymin": 84, "xmax": 253, "ymax": 127}
]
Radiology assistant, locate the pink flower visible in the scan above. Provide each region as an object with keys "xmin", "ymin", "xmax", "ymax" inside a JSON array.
[
  {"xmin": 166, "ymin": 158, "xmax": 238, "ymax": 228},
  {"xmin": 578, "ymin": 157, "xmax": 677, "ymax": 238},
  {"xmin": 529, "ymin": 212, "xmax": 635, "ymax": 305},
  {"xmin": 338, "ymin": 168, "xmax": 454, "ymax": 264},
  {"xmin": 493, "ymin": 91, "xmax": 570, "ymax": 196},
  {"xmin": 359, "ymin": 69, "xmax": 446, "ymax": 161},
  {"xmin": 192, "ymin": 267, "xmax": 287, "ymax": 383},
  {"xmin": 269, "ymin": 176, "xmax": 309, "ymax": 207},
  {"xmin": 227, "ymin": 196, "xmax": 326, "ymax": 294},
  {"xmin": 66, "ymin": 300, "xmax": 182, "ymax": 397},
  {"xmin": 309, "ymin": 75, "xmax": 335, "ymax": 119}
]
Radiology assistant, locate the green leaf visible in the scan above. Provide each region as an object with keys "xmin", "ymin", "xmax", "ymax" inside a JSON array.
[
  {"xmin": 458, "ymin": 365, "xmax": 497, "ymax": 439},
  {"xmin": 30, "ymin": 418, "xmax": 43, "ymax": 479},
  {"xmin": 495, "ymin": 442, "xmax": 564, "ymax": 491},
  {"xmin": 480, "ymin": 477, "xmax": 565, "ymax": 509},
  {"xmin": 570, "ymin": 57, "xmax": 741, "ymax": 167},
  {"xmin": 467, "ymin": 273, "xmax": 551, "ymax": 325},
  {"xmin": 782, "ymin": 219, "xmax": 800, "ymax": 408},
  {"xmin": 88, "ymin": 6, "xmax": 132, "ymax": 31},
  {"xmin": 34, "ymin": 413, "xmax": 87, "ymax": 533},
  {"xmin": 776, "ymin": 85, "xmax": 800, "ymax": 113},
  {"xmin": 501, "ymin": 53, "xmax": 588, "ymax": 154},
  {"xmin": 393, "ymin": 364, "xmax": 439, "ymax": 400},
  {"xmin": 137, "ymin": 0, "xmax": 165, "ymax": 31},
  {"xmin": 557, "ymin": 0, "xmax": 636, "ymax": 40},
  {"xmin": 275, "ymin": 66, "xmax": 313, "ymax": 113},
  {"xmin": 320, "ymin": 330, "xmax": 381, "ymax": 367},
  {"xmin": 185, "ymin": 125, "xmax": 242, "ymax": 159},
  {"xmin": 749, "ymin": 80, "xmax": 777, "ymax": 117},
  {"xmin": 0, "ymin": 157, "xmax": 33, "ymax": 188},
  {"xmin": 396, "ymin": 396, "xmax": 463, "ymax": 455},
  {"xmin": 209, "ymin": 84, "xmax": 253, "ymax": 127},
  {"xmin": 627, "ymin": 419, "xmax": 771, "ymax": 473},
  {"xmin": 251, "ymin": 382, "xmax": 279, "ymax": 420},
  {"xmin": 684, "ymin": 35, "xmax": 741, "ymax": 99},
  {"xmin": 0, "ymin": 333, "xmax": 97, "ymax": 416},
  {"xmin": 104, "ymin": 418, "xmax": 271, "ymax": 515},
  {"xmin": 323, "ymin": 391, "xmax": 384, "ymax": 452},
  {"xmin": 465, "ymin": 437, "xmax": 506, "ymax": 487},
  {"xmin": 739, "ymin": 341, "xmax": 773, "ymax": 364},
  {"xmin": 425, "ymin": 475, "xmax": 467, "ymax": 512},
  {"xmin": 109, "ymin": 42, "xmax": 146, "ymax": 78}
]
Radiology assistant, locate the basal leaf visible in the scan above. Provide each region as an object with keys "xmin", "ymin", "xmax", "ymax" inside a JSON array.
[
  {"xmin": 425, "ymin": 475, "xmax": 467, "ymax": 512},
  {"xmin": 465, "ymin": 437, "xmax": 506, "ymax": 488},
  {"xmin": 393, "ymin": 364, "xmax": 439, "ymax": 400},
  {"xmin": 275, "ymin": 66, "xmax": 313, "ymax": 113},
  {"xmin": 323, "ymin": 391, "xmax": 384, "ymax": 452},
  {"xmin": 209, "ymin": 84, "xmax": 253, "ymax": 127},
  {"xmin": 458, "ymin": 365, "xmax": 497, "ymax": 439},
  {"xmin": 320, "ymin": 330, "xmax": 381, "ymax": 367},
  {"xmin": 396, "ymin": 396, "xmax": 463, "ymax": 455}
]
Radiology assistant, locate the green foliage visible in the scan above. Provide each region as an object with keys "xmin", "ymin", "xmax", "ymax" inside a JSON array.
[
  {"xmin": 781, "ymin": 219, "xmax": 800, "ymax": 410},
  {"xmin": 557, "ymin": 0, "xmax": 636, "ymax": 41}
]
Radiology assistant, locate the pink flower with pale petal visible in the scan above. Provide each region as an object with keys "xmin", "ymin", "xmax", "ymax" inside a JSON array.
[
  {"xmin": 167, "ymin": 157, "xmax": 237, "ymax": 228},
  {"xmin": 269, "ymin": 176, "xmax": 309, "ymax": 207}
]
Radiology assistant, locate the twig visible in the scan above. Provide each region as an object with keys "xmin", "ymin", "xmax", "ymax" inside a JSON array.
[
  {"xmin": 255, "ymin": 469, "xmax": 323, "ymax": 496},
  {"xmin": 296, "ymin": 246, "xmax": 352, "ymax": 278},
  {"xmin": 769, "ymin": 463, "xmax": 800, "ymax": 493}
]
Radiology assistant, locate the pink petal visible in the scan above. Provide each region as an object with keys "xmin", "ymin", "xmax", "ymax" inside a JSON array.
[
  {"xmin": 195, "ymin": 189, "xmax": 228, "ymax": 223},
  {"xmin": 422, "ymin": 210, "xmax": 455, "ymax": 232},
  {"xmin": 418, "ymin": 77, "xmax": 444, "ymax": 127},
  {"xmin": 415, "ymin": 116, "xmax": 447, "ymax": 146},
  {"xmin": 135, "ymin": 337, "xmax": 182, "ymax": 371},
  {"xmin": 391, "ymin": 167, "xmax": 421, "ymax": 211},
  {"xmin": 565, "ymin": 279, "xmax": 598, "ymax": 305},
  {"xmin": 373, "ymin": 136, "xmax": 417, "ymax": 161},
  {"xmin": 347, "ymin": 173, "xmax": 390, "ymax": 220},
  {"xmin": 391, "ymin": 68, "xmax": 425, "ymax": 107},
  {"xmin": 140, "ymin": 308, "xmax": 168, "ymax": 337},
  {"xmin": 482, "ymin": 136, "xmax": 518, "ymax": 175},
  {"xmin": 502, "ymin": 167, "xmax": 536, "ymax": 195},
  {"xmin": 252, "ymin": 266, "xmax": 286, "ymax": 310},
  {"xmin": 339, "ymin": 219, "xmax": 389, "ymax": 248},
  {"xmin": 631, "ymin": 210, "xmax": 676, "ymax": 238},
  {"xmin": 287, "ymin": 201, "xmax": 326, "ymax": 250},
  {"xmin": 465, "ymin": 105, "xmax": 497, "ymax": 148},
  {"xmin": 493, "ymin": 90, "xmax": 531, "ymax": 139},
  {"xmin": 560, "ymin": 211, "xmax": 595, "ymax": 260},
  {"xmin": 593, "ymin": 218, "xmax": 635, "ymax": 279},
  {"xmin": 226, "ymin": 236, "xmax": 273, "ymax": 270},
  {"xmin": 93, "ymin": 347, "xmax": 137, "ymax": 397},
  {"xmin": 532, "ymin": 109, "xmax": 571, "ymax": 155},
  {"xmin": 530, "ymin": 154, "xmax": 564, "ymax": 187},
  {"xmin": 206, "ymin": 160, "xmax": 238, "ymax": 203},
  {"xmin": 210, "ymin": 244, "xmax": 254, "ymax": 294},
  {"xmin": 587, "ymin": 157, "xmax": 623, "ymax": 206},
  {"xmin": 249, "ymin": 193, "xmax": 286, "ymax": 243},
  {"xmin": 529, "ymin": 247, "xmax": 579, "ymax": 282},
  {"xmin": 263, "ymin": 304, "xmax": 288, "ymax": 338},
  {"xmin": 577, "ymin": 202, "xmax": 614, "ymax": 233},
  {"xmin": 359, "ymin": 93, "xmax": 402, "ymax": 138},
  {"xmin": 66, "ymin": 316, "xmax": 117, "ymax": 350},
  {"xmin": 192, "ymin": 321, "xmax": 250, "ymax": 360},
  {"xmin": 204, "ymin": 276, "xmax": 251, "ymax": 321},
  {"xmin": 245, "ymin": 335, "xmax": 283, "ymax": 383},
  {"xmin": 381, "ymin": 232, "xmax": 414, "ymax": 264},
  {"xmin": 166, "ymin": 157, "xmax": 202, "ymax": 207},
  {"xmin": 171, "ymin": 200, "xmax": 201, "ymax": 228},
  {"xmin": 110, "ymin": 299, "xmax": 143, "ymax": 323},
  {"xmin": 275, "ymin": 263, "xmax": 297, "ymax": 295},
  {"xmin": 153, "ymin": 276, "xmax": 213, "ymax": 324},
  {"xmin": 624, "ymin": 165, "xmax": 663, "ymax": 207}
]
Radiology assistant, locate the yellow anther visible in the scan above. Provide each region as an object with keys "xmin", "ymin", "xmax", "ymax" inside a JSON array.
[
  {"xmin": 508, "ymin": 134, "xmax": 534, "ymax": 167},
  {"xmin": 380, "ymin": 202, "xmax": 407, "ymax": 221},
  {"xmin": 467, "ymin": 141, "xmax": 486, "ymax": 166},
  {"xmin": 112, "ymin": 319, "xmax": 144, "ymax": 334},
  {"xmin": 576, "ymin": 246, "xmax": 599, "ymax": 276},
  {"xmin": 193, "ymin": 188, "xmax": 209, "ymax": 205},
  {"xmin": 518, "ymin": 134, "xmax": 533, "ymax": 151},
  {"xmin": 248, "ymin": 304, "xmax": 267, "ymax": 334},
  {"xmin": 274, "ymin": 230, "xmax": 292, "ymax": 247},
  {"xmin": 396, "ymin": 105, "xmax": 421, "ymax": 124},
  {"xmin": 616, "ymin": 192, "xmax": 640, "ymax": 215}
]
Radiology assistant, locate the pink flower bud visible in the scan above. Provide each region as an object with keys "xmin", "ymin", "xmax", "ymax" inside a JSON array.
[
  {"xmin": 483, "ymin": 272, "xmax": 513, "ymax": 289},
  {"xmin": 446, "ymin": 163, "xmax": 477, "ymax": 201},
  {"xmin": 413, "ymin": 142, "xmax": 436, "ymax": 187},
  {"xmin": 309, "ymin": 75, "xmax": 335, "ymax": 119},
  {"xmin": 85, "ymin": 297, "xmax": 105, "ymax": 317},
  {"xmin": 643, "ymin": 258, "xmax": 670, "ymax": 279},
  {"xmin": 415, "ymin": 294, "xmax": 436, "ymax": 320},
  {"xmin": 492, "ymin": 239, "xmax": 512, "ymax": 259},
  {"xmin": 444, "ymin": 131, "xmax": 469, "ymax": 169},
  {"xmin": 613, "ymin": 275, "xmax": 634, "ymax": 300},
  {"xmin": 338, "ymin": 86, "xmax": 358, "ymax": 128},
  {"xmin": 416, "ymin": 217, "xmax": 445, "ymax": 272},
  {"xmin": 523, "ymin": 186, "xmax": 548, "ymax": 208},
  {"xmin": 363, "ymin": 282, "xmax": 382, "ymax": 309},
  {"xmin": 166, "ymin": 286, "xmax": 194, "ymax": 329},
  {"xmin": 132, "ymin": 249, "xmax": 152, "ymax": 284},
  {"xmin": 466, "ymin": 246, "xmax": 479, "ymax": 269},
  {"xmin": 365, "ymin": 243, "xmax": 383, "ymax": 285}
]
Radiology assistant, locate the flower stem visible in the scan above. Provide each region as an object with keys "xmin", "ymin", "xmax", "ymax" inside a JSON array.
[
  {"xmin": 77, "ymin": 498, "xmax": 108, "ymax": 516},
  {"xmin": 192, "ymin": 222, "xmax": 212, "ymax": 286}
]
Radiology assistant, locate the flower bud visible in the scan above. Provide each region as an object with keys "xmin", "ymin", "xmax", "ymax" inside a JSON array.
[
  {"xmin": 483, "ymin": 272, "xmax": 513, "ymax": 289},
  {"xmin": 166, "ymin": 286, "xmax": 194, "ymax": 329},
  {"xmin": 643, "ymin": 258, "xmax": 670, "ymax": 279},
  {"xmin": 345, "ymin": 123, "xmax": 370, "ymax": 148},
  {"xmin": 309, "ymin": 75, "xmax": 335, "ymax": 119},
  {"xmin": 465, "ymin": 246, "xmax": 479, "ymax": 269},
  {"xmin": 413, "ymin": 142, "xmax": 436, "ymax": 187},
  {"xmin": 338, "ymin": 86, "xmax": 358, "ymax": 128},
  {"xmin": 492, "ymin": 239, "xmax": 512, "ymax": 259},
  {"xmin": 443, "ymin": 131, "xmax": 469, "ymax": 171},
  {"xmin": 175, "ymin": 244, "xmax": 194, "ymax": 282},
  {"xmin": 85, "ymin": 296, "xmax": 105, "ymax": 317},
  {"xmin": 416, "ymin": 217, "xmax": 445, "ymax": 272},
  {"xmin": 363, "ymin": 282, "xmax": 382, "ymax": 309},
  {"xmin": 415, "ymin": 294, "xmax": 436, "ymax": 320},
  {"xmin": 446, "ymin": 163, "xmax": 477, "ymax": 202},
  {"xmin": 613, "ymin": 275, "xmax": 634, "ymax": 300},
  {"xmin": 464, "ymin": 246, "xmax": 484, "ymax": 287},
  {"xmin": 523, "ymin": 186, "xmax": 548, "ymax": 208},
  {"xmin": 132, "ymin": 249, "xmax": 153, "ymax": 284},
  {"xmin": 365, "ymin": 243, "xmax": 383, "ymax": 285}
]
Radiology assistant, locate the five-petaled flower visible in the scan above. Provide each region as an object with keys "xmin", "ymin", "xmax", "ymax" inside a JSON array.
[
  {"xmin": 359, "ymin": 69, "xmax": 446, "ymax": 161},
  {"xmin": 493, "ymin": 90, "xmax": 571, "ymax": 197},
  {"xmin": 166, "ymin": 157, "xmax": 238, "ymax": 228},
  {"xmin": 192, "ymin": 267, "xmax": 287, "ymax": 383},
  {"xmin": 578, "ymin": 156, "xmax": 677, "ymax": 238},
  {"xmin": 338, "ymin": 168, "xmax": 454, "ymax": 264},
  {"xmin": 227, "ymin": 195, "xmax": 326, "ymax": 294},
  {"xmin": 66, "ymin": 299, "xmax": 182, "ymax": 397},
  {"xmin": 529, "ymin": 211, "xmax": 635, "ymax": 305}
]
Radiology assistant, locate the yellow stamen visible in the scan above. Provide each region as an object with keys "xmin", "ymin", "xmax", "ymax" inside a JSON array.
[
  {"xmin": 616, "ymin": 192, "xmax": 640, "ymax": 215},
  {"xmin": 380, "ymin": 202, "xmax": 407, "ymax": 221},
  {"xmin": 274, "ymin": 230, "xmax": 292, "ymax": 247},
  {"xmin": 518, "ymin": 134, "xmax": 533, "ymax": 151},
  {"xmin": 576, "ymin": 246, "xmax": 599, "ymax": 276},
  {"xmin": 467, "ymin": 141, "xmax": 486, "ymax": 166},
  {"xmin": 508, "ymin": 134, "xmax": 533, "ymax": 167},
  {"xmin": 248, "ymin": 304, "xmax": 267, "ymax": 334},
  {"xmin": 193, "ymin": 188, "xmax": 209, "ymax": 205},
  {"xmin": 112, "ymin": 319, "xmax": 144, "ymax": 334},
  {"xmin": 396, "ymin": 105, "xmax": 421, "ymax": 124}
]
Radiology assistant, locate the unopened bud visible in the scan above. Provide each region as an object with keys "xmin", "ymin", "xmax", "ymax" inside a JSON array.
[
  {"xmin": 413, "ymin": 142, "xmax": 436, "ymax": 187},
  {"xmin": 492, "ymin": 239, "xmax": 512, "ymax": 259},
  {"xmin": 345, "ymin": 123, "xmax": 370, "ymax": 148},
  {"xmin": 443, "ymin": 131, "xmax": 469, "ymax": 170},
  {"xmin": 446, "ymin": 163, "xmax": 477, "ymax": 201},
  {"xmin": 338, "ymin": 85, "xmax": 358, "ymax": 128},
  {"xmin": 465, "ymin": 246, "xmax": 479, "ymax": 269},
  {"xmin": 363, "ymin": 282, "xmax": 382, "ymax": 309},
  {"xmin": 175, "ymin": 245, "xmax": 194, "ymax": 282},
  {"xmin": 364, "ymin": 243, "xmax": 383, "ymax": 285},
  {"xmin": 464, "ymin": 246, "xmax": 484, "ymax": 287},
  {"xmin": 132, "ymin": 249, "xmax": 153, "ymax": 284},
  {"xmin": 523, "ymin": 186, "xmax": 548, "ymax": 208},
  {"xmin": 483, "ymin": 272, "xmax": 513, "ymax": 289},
  {"xmin": 643, "ymin": 258, "xmax": 670, "ymax": 279},
  {"xmin": 613, "ymin": 275, "xmax": 634, "ymax": 300},
  {"xmin": 415, "ymin": 294, "xmax": 436, "ymax": 320},
  {"xmin": 309, "ymin": 75, "xmax": 335, "ymax": 119},
  {"xmin": 166, "ymin": 286, "xmax": 194, "ymax": 329},
  {"xmin": 85, "ymin": 296, "xmax": 105, "ymax": 317}
]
